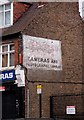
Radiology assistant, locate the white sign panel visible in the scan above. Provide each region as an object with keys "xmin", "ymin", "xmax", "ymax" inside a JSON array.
[
  {"xmin": 15, "ymin": 69, "xmax": 25, "ymax": 87},
  {"xmin": 23, "ymin": 35, "xmax": 62, "ymax": 71},
  {"xmin": 37, "ymin": 85, "xmax": 42, "ymax": 94},
  {"xmin": 66, "ymin": 106, "xmax": 76, "ymax": 114}
]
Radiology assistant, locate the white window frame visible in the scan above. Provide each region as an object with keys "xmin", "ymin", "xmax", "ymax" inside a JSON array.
[
  {"xmin": 0, "ymin": 43, "xmax": 15, "ymax": 70},
  {"xmin": 0, "ymin": 2, "xmax": 13, "ymax": 28}
]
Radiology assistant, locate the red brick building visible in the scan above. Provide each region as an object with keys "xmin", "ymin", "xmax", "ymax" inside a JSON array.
[
  {"xmin": 0, "ymin": 1, "xmax": 84, "ymax": 119},
  {"xmin": 1, "ymin": 1, "xmax": 31, "ymax": 119}
]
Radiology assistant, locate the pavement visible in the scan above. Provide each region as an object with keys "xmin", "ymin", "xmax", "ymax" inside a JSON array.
[{"xmin": 1, "ymin": 117, "xmax": 84, "ymax": 120}]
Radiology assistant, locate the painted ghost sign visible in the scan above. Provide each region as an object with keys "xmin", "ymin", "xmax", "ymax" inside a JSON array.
[{"xmin": 23, "ymin": 35, "xmax": 62, "ymax": 71}]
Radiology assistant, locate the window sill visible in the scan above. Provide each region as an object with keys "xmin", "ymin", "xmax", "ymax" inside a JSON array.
[
  {"xmin": 0, "ymin": 24, "xmax": 13, "ymax": 29},
  {"xmin": 0, "ymin": 66, "xmax": 15, "ymax": 71}
]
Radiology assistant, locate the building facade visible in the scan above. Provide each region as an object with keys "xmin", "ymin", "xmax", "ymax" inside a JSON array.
[
  {"xmin": 22, "ymin": 2, "xmax": 84, "ymax": 119},
  {"xmin": 0, "ymin": 1, "xmax": 84, "ymax": 119},
  {"xmin": 0, "ymin": 1, "xmax": 30, "ymax": 119}
]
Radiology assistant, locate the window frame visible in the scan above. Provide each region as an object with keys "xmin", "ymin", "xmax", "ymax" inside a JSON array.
[
  {"xmin": 0, "ymin": 2, "xmax": 13, "ymax": 28},
  {"xmin": 0, "ymin": 43, "xmax": 15, "ymax": 70}
]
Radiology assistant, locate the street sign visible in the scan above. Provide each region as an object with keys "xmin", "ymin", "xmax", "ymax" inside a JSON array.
[{"xmin": 37, "ymin": 85, "xmax": 42, "ymax": 94}]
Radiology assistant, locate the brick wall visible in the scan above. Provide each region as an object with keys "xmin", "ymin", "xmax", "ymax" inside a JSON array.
[
  {"xmin": 22, "ymin": 2, "xmax": 83, "ymax": 118},
  {"xmin": 50, "ymin": 94, "xmax": 84, "ymax": 117}
]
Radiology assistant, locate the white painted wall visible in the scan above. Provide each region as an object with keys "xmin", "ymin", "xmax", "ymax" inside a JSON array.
[{"xmin": 23, "ymin": 35, "xmax": 62, "ymax": 71}]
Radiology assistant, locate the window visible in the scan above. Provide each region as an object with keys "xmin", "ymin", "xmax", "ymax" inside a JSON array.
[
  {"xmin": 0, "ymin": 2, "xmax": 13, "ymax": 28},
  {"xmin": 0, "ymin": 44, "xmax": 15, "ymax": 69}
]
